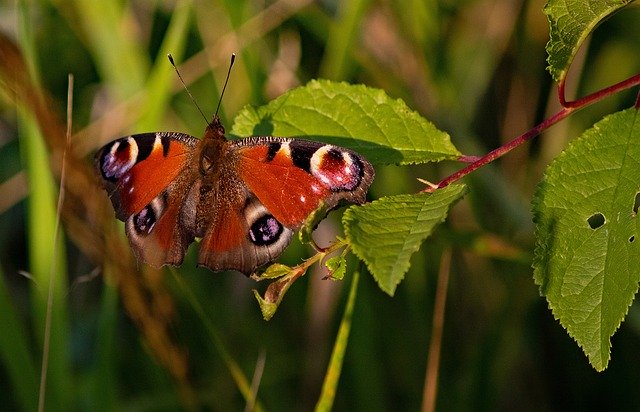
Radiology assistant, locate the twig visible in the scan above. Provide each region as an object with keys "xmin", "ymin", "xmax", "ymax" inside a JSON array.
[{"xmin": 426, "ymin": 73, "xmax": 640, "ymax": 192}]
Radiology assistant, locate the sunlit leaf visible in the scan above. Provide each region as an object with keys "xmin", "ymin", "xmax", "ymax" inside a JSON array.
[
  {"xmin": 533, "ymin": 107, "xmax": 640, "ymax": 371},
  {"xmin": 344, "ymin": 185, "xmax": 467, "ymax": 295},
  {"xmin": 325, "ymin": 255, "xmax": 347, "ymax": 280},
  {"xmin": 544, "ymin": 0, "xmax": 633, "ymax": 82},
  {"xmin": 231, "ymin": 79, "xmax": 460, "ymax": 165}
]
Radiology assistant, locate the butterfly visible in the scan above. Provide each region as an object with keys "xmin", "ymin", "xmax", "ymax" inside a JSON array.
[{"xmin": 95, "ymin": 114, "xmax": 375, "ymax": 275}]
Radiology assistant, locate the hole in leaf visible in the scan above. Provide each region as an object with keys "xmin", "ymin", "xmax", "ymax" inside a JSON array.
[
  {"xmin": 634, "ymin": 193, "xmax": 640, "ymax": 215},
  {"xmin": 587, "ymin": 213, "xmax": 605, "ymax": 229},
  {"xmin": 630, "ymin": 236, "xmax": 635, "ymax": 243}
]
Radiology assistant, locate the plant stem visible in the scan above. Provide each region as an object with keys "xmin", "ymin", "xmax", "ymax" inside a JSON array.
[
  {"xmin": 425, "ymin": 73, "xmax": 640, "ymax": 192},
  {"xmin": 560, "ymin": 73, "xmax": 640, "ymax": 108}
]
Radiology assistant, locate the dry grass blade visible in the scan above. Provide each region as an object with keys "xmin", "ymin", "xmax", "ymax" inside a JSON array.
[
  {"xmin": 422, "ymin": 248, "xmax": 452, "ymax": 412},
  {"xmin": 0, "ymin": 31, "xmax": 195, "ymax": 404},
  {"xmin": 36, "ymin": 73, "xmax": 73, "ymax": 412}
]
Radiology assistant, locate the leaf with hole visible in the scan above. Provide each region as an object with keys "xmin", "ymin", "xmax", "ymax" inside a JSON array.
[{"xmin": 532, "ymin": 107, "xmax": 640, "ymax": 371}]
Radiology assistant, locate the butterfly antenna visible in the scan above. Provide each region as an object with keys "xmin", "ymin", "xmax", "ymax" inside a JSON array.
[
  {"xmin": 215, "ymin": 53, "xmax": 236, "ymax": 116},
  {"xmin": 167, "ymin": 54, "xmax": 209, "ymax": 125}
]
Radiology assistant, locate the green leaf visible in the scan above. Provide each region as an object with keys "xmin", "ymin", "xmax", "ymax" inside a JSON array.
[
  {"xmin": 343, "ymin": 185, "xmax": 467, "ymax": 295},
  {"xmin": 532, "ymin": 107, "xmax": 640, "ymax": 371},
  {"xmin": 325, "ymin": 255, "xmax": 347, "ymax": 280},
  {"xmin": 253, "ymin": 267, "xmax": 307, "ymax": 321},
  {"xmin": 231, "ymin": 79, "xmax": 460, "ymax": 165},
  {"xmin": 544, "ymin": 0, "xmax": 633, "ymax": 83},
  {"xmin": 299, "ymin": 202, "xmax": 332, "ymax": 245},
  {"xmin": 253, "ymin": 290, "xmax": 279, "ymax": 321},
  {"xmin": 258, "ymin": 263, "xmax": 292, "ymax": 279}
]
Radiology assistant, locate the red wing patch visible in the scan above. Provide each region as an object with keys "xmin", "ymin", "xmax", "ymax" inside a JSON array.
[
  {"xmin": 96, "ymin": 133, "xmax": 196, "ymax": 219},
  {"xmin": 198, "ymin": 201, "xmax": 252, "ymax": 272},
  {"xmin": 200, "ymin": 205, "xmax": 245, "ymax": 253},
  {"xmin": 198, "ymin": 193, "xmax": 294, "ymax": 274},
  {"xmin": 236, "ymin": 143, "xmax": 331, "ymax": 228}
]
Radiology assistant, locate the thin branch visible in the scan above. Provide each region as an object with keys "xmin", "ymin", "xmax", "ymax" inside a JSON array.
[{"xmin": 428, "ymin": 73, "xmax": 640, "ymax": 192}]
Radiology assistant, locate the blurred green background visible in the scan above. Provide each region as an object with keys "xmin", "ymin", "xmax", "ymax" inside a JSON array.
[{"xmin": 1, "ymin": 0, "xmax": 640, "ymax": 410}]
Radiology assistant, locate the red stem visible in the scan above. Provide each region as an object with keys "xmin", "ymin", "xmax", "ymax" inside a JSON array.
[
  {"xmin": 425, "ymin": 73, "xmax": 640, "ymax": 193},
  {"xmin": 558, "ymin": 80, "xmax": 568, "ymax": 107}
]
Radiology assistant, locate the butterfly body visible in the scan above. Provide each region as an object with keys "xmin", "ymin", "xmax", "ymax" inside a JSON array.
[{"xmin": 96, "ymin": 116, "xmax": 374, "ymax": 275}]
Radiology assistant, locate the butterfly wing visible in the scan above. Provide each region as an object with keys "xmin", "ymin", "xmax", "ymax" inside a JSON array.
[
  {"xmin": 195, "ymin": 137, "xmax": 374, "ymax": 275},
  {"xmin": 95, "ymin": 132, "xmax": 198, "ymax": 218},
  {"xmin": 234, "ymin": 138, "xmax": 375, "ymax": 229},
  {"xmin": 198, "ymin": 186, "xmax": 293, "ymax": 274},
  {"xmin": 96, "ymin": 124, "xmax": 375, "ymax": 275},
  {"xmin": 95, "ymin": 132, "xmax": 199, "ymax": 266}
]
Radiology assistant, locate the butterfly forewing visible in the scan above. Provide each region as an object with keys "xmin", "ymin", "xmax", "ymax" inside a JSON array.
[
  {"xmin": 235, "ymin": 138, "xmax": 374, "ymax": 229},
  {"xmin": 95, "ymin": 132, "xmax": 198, "ymax": 218}
]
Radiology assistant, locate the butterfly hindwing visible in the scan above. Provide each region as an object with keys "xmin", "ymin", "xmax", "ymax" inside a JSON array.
[
  {"xmin": 198, "ymin": 187, "xmax": 293, "ymax": 274},
  {"xmin": 124, "ymin": 181, "xmax": 199, "ymax": 267}
]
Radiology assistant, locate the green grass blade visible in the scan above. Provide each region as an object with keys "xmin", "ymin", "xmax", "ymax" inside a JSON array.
[
  {"xmin": 320, "ymin": 0, "xmax": 373, "ymax": 79},
  {"xmin": 17, "ymin": 3, "xmax": 70, "ymax": 409},
  {"xmin": 0, "ymin": 266, "xmax": 39, "ymax": 411},
  {"xmin": 170, "ymin": 270, "xmax": 264, "ymax": 411},
  {"xmin": 315, "ymin": 267, "xmax": 360, "ymax": 411},
  {"xmin": 88, "ymin": 279, "xmax": 119, "ymax": 411},
  {"xmin": 137, "ymin": 0, "xmax": 193, "ymax": 130},
  {"xmin": 69, "ymin": 0, "xmax": 148, "ymax": 98}
]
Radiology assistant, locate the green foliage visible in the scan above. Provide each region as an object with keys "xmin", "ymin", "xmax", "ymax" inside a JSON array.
[
  {"xmin": 16, "ymin": 2, "xmax": 71, "ymax": 409},
  {"xmin": 231, "ymin": 79, "xmax": 460, "ymax": 165},
  {"xmin": 544, "ymin": 0, "xmax": 633, "ymax": 82},
  {"xmin": 533, "ymin": 107, "xmax": 640, "ymax": 371},
  {"xmin": 325, "ymin": 255, "xmax": 347, "ymax": 280},
  {"xmin": 1, "ymin": 0, "xmax": 639, "ymax": 410},
  {"xmin": 316, "ymin": 268, "xmax": 360, "ymax": 411},
  {"xmin": 234, "ymin": 80, "xmax": 463, "ymax": 310},
  {"xmin": 0, "ymin": 266, "xmax": 38, "ymax": 411},
  {"xmin": 344, "ymin": 185, "xmax": 467, "ymax": 296}
]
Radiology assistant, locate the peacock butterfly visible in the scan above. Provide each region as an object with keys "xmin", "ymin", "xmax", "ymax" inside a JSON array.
[{"xmin": 95, "ymin": 84, "xmax": 374, "ymax": 275}]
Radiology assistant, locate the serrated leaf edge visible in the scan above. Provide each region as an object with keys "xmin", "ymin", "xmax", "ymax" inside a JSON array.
[{"xmin": 343, "ymin": 186, "xmax": 467, "ymax": 296}]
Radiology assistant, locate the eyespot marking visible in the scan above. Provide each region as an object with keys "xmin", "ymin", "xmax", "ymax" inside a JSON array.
[
  {"xmin": 249, "ymin": 215, "xmax": 284, "ymax": 246},
  {"xmin": 131, "ymin": 195, "xmax": 166, "ymax": 236},
  {"xmin": 99, "ymin": 133, "xmax": 166, "ymax": 181},
  {"xmin": 100, "ymin": 137, "xmax": 139, "ymax": 181},
  {"xmin": 310, "ymin": 146, "xmax": 364, "ymax": 191}
]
